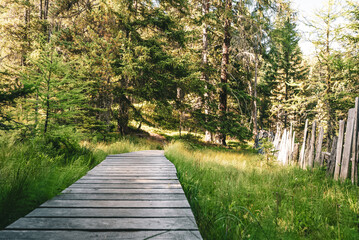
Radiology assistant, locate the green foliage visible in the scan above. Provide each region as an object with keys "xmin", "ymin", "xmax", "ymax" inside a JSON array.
[
  {"xmin": 166, "ymin": 141, "xmax": 359, "ymax": 239},
  {"xmin": 262, "ymin": 4, "xmax": 309, "ymax": 129}
]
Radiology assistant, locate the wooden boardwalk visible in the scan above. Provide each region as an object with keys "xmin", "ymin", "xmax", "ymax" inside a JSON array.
[{"xmin": 1, "ymin": 150, "xmax": 202, "ymax": 239}]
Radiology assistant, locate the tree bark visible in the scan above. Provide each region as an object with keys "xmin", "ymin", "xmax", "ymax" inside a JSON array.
[
  {"xmin": 202, "ymin": 0, "xmax": 211, "ymax": 142},
  {"xmin": 218, "ymin": 0, "xmax": 232, "ymax": 146},
  {"xmin": 325, "ymin": 6, "xmax": 334, "ymax": 147},
  {"xmin": 117, "ymin": 95, "xmax": 129, "ymax": 136},
  {"xmin": 252, "ymin": 53, "xmax": 258, "ymax": 137},
  {"xmin": 44, "ymin": 54, "xmax": 53, "ymax": 133}
]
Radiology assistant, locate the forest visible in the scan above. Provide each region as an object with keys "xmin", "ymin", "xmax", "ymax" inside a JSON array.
[
  {"xmin": 1, "ymin": 0, "xmax": 359, "ymax": 144},
  {"xmin": 1, "ymin": 0, "xmax": 359, "ymax": 239}
]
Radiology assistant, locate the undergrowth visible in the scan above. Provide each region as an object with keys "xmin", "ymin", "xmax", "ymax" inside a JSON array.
[{"xmin": 165, "ymin": 141, "xmax": 359, "ymax": 240}]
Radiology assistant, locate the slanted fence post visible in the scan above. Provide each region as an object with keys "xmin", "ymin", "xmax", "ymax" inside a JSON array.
[
  {"xmin": 352, "ymin": 97, "xmax": 359, "ymax": 185},
  {"xmin": 308, "ymin": 121, "xmax": 317, "ymax": 169},
  {"xmin": 340, "ymin": 108, "xmax": 355, "ymax": 181},
  {"xmin": 327, "ymin": 136, "xmax": 338, "ymax": 176},
  {"xmin": 334, "ymin": 120, "xmax": 345, "ymax": 180},
  {"xmin": 299, "ymin": 119, "xmax": 309, "ymax": 169},
  {"xmin": 315, "ymin": 126, "xmax": 324, "ymax": 166}
]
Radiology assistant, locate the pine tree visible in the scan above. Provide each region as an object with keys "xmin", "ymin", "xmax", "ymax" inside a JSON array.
[{"xmin": 263, "ymin": 4, "xmax": 308, "ymax": 129}]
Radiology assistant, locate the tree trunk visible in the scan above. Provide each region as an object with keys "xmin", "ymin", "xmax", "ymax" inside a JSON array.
[
  {"xmin": 117, "ymin": 96, "xmax": 129, "ymax": 136},
  {"xmin": 202, "ymin": 0, "xmax": 211, "ymax": 142},
  {"xmin": 44, "ymin": 55, "xmax": 53, "ymax": 133},
  {"xmin": 218, "ymin": 0, "xmax": 232, "ymax": 146},
  {"xmin": 325, "ymin": 8, "xmax": 333, "ymax": 147},
  {"xmin": 252, "ymin": 54, "xmax": 258, "ymax": 137}
]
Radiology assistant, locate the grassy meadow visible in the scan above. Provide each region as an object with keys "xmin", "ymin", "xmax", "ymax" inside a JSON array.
[
  {"xmin": 0, "ymin": 130, "xmax": 162, "ymax": 229},
  {"xmin": 1, "ymin": 128, "xmax": 359, "ymax": 240},
  {"xmin": 165, "ymin": 141, "xmax": 359, "ymax": 240}
]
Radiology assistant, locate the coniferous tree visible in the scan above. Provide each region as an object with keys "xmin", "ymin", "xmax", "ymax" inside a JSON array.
[{"xmin": 263, "ymin": 4, "xmax": 308, "ymax": 129}]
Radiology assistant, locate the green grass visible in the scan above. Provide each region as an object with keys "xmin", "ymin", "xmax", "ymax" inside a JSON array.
[
  {"xmin": 0, "ymin": 131, "xmax": 162, "ymax": 229},
  {"xmin": 165, "ymin": 141, "xmax": 359, "ymax": 240}
]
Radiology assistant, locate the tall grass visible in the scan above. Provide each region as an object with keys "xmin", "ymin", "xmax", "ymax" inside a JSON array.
[
  {"xmin": 165, "ymin": 141, "xmax": 359, "ymax": 240},
  {"xmin": 0, "ymin": 131, "xmax": 162, "ymax": 229}
]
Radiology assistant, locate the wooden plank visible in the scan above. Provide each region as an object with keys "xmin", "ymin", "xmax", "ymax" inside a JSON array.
[
  {"xmin": 352, "ymin": 97, "xmax": 359, "ymax": 185},
  {"xmin": 54, "ymin": 193, "xmax": 186, "ymax": 200},
  {"xmin": 87, "ymin": 171, "xmax": 177, "ymax": 174},
  {"xmin": 340, "ymin": 108, "xmax": 355, "ymax": 181},
  {"xmin": 308, "ymin": 121, "xmax": 317, "ymax": 168},
  {"xmin": 27, "ymin": 207, "xmax": 193, "ymax": 218},
  {"xmin": 0, "ymin": 230, "xmax": 202, "ymax": 240},
  {"xmin": 62, "ymin": 188, "xmax": 185, "ymax": 194},
  {"xmin": 304, "ymin": 132, "xmax": 311, "ymax": 168},
  {"xmin": 68, "ymin": 183, "xmax": 182, "ymax": 189},
  {"xmin": 75, "ymin": 179, "xmax": 180, "ymax": 184},
  {"xmin": 41, "ymin": 200, "xmax": 191, "ymax": 208},
  {"xmin": 315, "ymin": 126, "xmax": 324, "ymax": 166},
  {"xmin": 80, "ymin": 176, "xmax": 178, "ymax": 180},
  {"xmin": 334, "ymin": 120, "xmax": 346, "ymax": 180},
  {"xmin": 86, "ymin": 174, "xmax": 178, "ymax": 177},
  {"xmin": 299, "ymin": 119, "xmax": 309, "ymax": 168},
  {"xmin": 6, "ymin": 217, "xmax": 198, "ymax": 230},
  {"xmin": 98, "ymin": 166, "xmax": 175, "ymax": 168},
  {"xmin": 327, "ymin": 136, "xmax": 338, "ymax": 176}
]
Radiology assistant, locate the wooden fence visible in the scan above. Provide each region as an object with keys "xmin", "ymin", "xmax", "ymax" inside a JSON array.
[{"xmin": 272, "ymin": 97, "xmax": 359, "ymax": 184}]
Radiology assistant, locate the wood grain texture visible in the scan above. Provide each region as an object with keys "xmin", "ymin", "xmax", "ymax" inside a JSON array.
[
  {"xmin": 40, "ymin": 200, "xmax": 191, "ymax": 208},
  {"xmin": 1, "ymin": 150, "xmax": 202, "ymax": 239},
  {"xmin": 334, "ymin": 120, "xmax": 345, "ymax": 180},
  {"xmin": 6, "ymin": 217, "xmax": 198, "ymax": 230},
  {"xmin": 54, "ymin": 193, "xmax": 186, "ymax": 200},
  {"xmin": 340, "ymin": 109, "xmax": 355, "ymax": 181},
  {"xmin": 0, "ymin": 230, "xmax": 202, "ymax": 240}
]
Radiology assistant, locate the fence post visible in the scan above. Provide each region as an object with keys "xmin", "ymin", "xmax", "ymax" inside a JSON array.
[
  {"xmin": 299, "ymin": 119, "xmax": 309, "ymax": 168},
  {"xmin": 278, "ymin": 129, "xmax": 287, "ymax": 165},
  {"xmin": 334, "ymin": 120, "xmax": 345, "ymax": 180},
  {"xmin": 352, "ymin": 97, "xmax": 359, "ymax": 185},
  {"xmin": 308, "ymin": 121, "xmax": 317, "ymax": 169},
  {"xmin": 315, "ymin": 126, "xmax": 324, "ymax": 166},
  {"xmin": 340, "ymin": 108, "xmax": 355, "ymax": 181},
  {"xmin": 327, "ymin": 136, "xmax": 338, "ymax": 176}
]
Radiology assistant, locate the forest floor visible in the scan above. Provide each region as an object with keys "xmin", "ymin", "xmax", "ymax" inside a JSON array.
[{"xmin": 1, "ymin": 128, "xmax": 359, "ymax": 239}]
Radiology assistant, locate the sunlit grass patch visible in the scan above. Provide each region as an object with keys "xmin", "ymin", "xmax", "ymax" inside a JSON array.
[{"xmin": 165, "ymin": 141, "xmax": 359, "ymax": 240}]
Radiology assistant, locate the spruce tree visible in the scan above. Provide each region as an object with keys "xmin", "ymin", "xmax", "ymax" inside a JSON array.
[{"xmin": 263, "ymin": 5, "xmax": 308, "ymax": 129}]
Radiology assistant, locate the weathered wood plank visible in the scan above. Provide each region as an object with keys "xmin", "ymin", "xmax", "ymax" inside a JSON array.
[
  {"xmin": 41, "ymin": 200, "xmax": 190, "ymax": 208},
  {"xmin": 68, "ymin": 183, "xmax": 182, "ymax": 189},
  {"xmin": 334, "ymin": 120, "xmax": 346, "ymax": 180},
  {"xmin": 308, "ymin": 121, "xmax": 317, "ymax": 169},
  {"xmin": 27, "ymin": 207, "xmax": 193, "ymax": 217},
  {"xmin": 340, "ymin": 108, "xmax": 355, "ymax": 181},
  {"xmin": 86, "ymin": 174, "xmax": 178, "ymax": 177},
  {"xmin": 75, "ymin": 179, "xmax": 180, "ymax": 184},
  {"xmin": 327, "ymin": 136, "xmax": 338, "ymax": 176},
  {"xmin": 6, "ymin": 217, "xmax": 198, "ymax": 230},
  {"xmin": 54, "ymin": 193, "xmax": 186, "ymax": 200},
  {"xmin": 0, "ymin": 230, "xmax": 202, "ymax": 240},
  {"xmin": 80, "ymin": 174, "xmax": 177, "ymax": 180},
  {"xmin": 315, "ymin": 126, "xmax": 324, "ymax": 166},
  {"xmin": 62, "ymin": 188, "xmax": 185, "ymax": 194},
  {"xmin": 352, "ymin": 97, "xmax": 359, "ymax": 184},
  {"xmin": 299, "ymin": 119, "xmax": 309, "ymax": 168},
  {"xmin": 87, "ymin": 171, "xmax": 178, "ymax": 174},
  {"xmin": 80, "ymin": 176, "xmax": 178, "ymax": 180}
]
